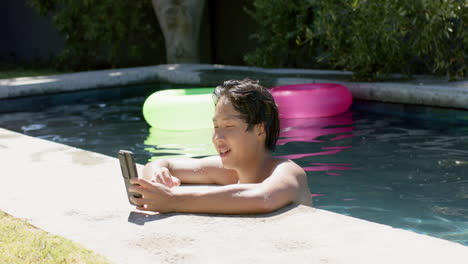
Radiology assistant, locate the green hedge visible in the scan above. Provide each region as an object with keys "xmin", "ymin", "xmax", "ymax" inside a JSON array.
[
  {"xmin": 245, "ymin": 0, "xmax": 467, "ymax": 80},
  {"xmin": 29, "ymin": 0, "xmax": 165, "ymax": 71},
  {"xmin": 244, "ymin": 1, "xmax": 321, "ymax": 69}
]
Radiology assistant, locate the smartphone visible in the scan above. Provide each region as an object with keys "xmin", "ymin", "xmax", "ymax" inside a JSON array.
[{"xmin": 118, "ymin": 150, "xmax": 142, "ymax": 205}]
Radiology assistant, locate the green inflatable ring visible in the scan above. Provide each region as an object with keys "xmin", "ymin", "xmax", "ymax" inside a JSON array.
[{"xmin": 142, "ymin": 88, "xmax": 215, "ymax": 130}]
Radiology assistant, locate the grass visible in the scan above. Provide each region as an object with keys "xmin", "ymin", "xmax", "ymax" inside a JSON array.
[{"xmin": 0, "ymin": 211, "xmax": 110, "ymax": 264}]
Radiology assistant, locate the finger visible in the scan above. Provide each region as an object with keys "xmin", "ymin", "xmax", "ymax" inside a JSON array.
[
  {"xmin": 172, "ymin": 176, "xmax": 181, "ymax": 187},
  {"xmin": 144, "ymin": 173, "xmax": 156, "ymax": 182},
  {"xmin": 155, "ymin": 173, "xmax": 164, "ymax": 184},
  {"xmin": 130, "ymin": 197, "xmax": 154, "ymax": 212},
  {"xmin": 163, "ymin": 169, "xmax": 180, "ymax": 187},
  {"xmin": 134, "ymin": 178, "xmax": 168, "ymax": 190},
  {"xmin": 154, "ymin": 173, "xmax": 167, "ymax": 185},
  {"xmin": 136, "ymin": 205, "xmax": 149, "ymax": 211},
  {"xmin": 130, "ymin": 178, "xmax": 140, "ymax": 185},
  {"xmin": 130, "ymin": 178, "xmax": 155, "ymax": 188},
  {"xmin": 128, "ymin": 184, "xmax": 139, "ymax": 193},
  {"xmin": 133, "ymin": 178, "xmax": 156, "ymax": 189},
  {"xmin": 131, "ymin": 195, "xmax": 153, "ymax": 206},
  {"xmin": 130, "ymin": 196, "xmax": 144, "ymax": 207},
  {"xmin": 128, "ymin": 185, "xmax": 147, "ymax": 197},
  {"xmin": 158, "ymin": 173, "xmax": 171, "ymax": 186}
]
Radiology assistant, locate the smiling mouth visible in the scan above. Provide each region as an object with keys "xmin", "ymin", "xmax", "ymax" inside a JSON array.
[{"xmin": 219, "ymin": 149, "xmax": 231, "ymax": 157}]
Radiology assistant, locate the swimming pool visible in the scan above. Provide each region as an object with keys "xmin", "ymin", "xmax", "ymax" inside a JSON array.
[{"xmin": 1, "ymin": 90, "xmax": 467, "ymax": 245}]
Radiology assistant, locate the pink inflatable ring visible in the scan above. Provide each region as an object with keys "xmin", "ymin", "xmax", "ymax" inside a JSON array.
[{"xmin": 270, "ymin": 83, "xmax": 352, "ymax": 118}]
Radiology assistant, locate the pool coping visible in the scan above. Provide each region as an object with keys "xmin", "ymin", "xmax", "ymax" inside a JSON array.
[
  {"xmin": 1, "ymin": 63, "xmax": 467, "ymax": 110},
  {"xmin": 1, "ymin": 127, "xmax": 467, "ymax": 263}
]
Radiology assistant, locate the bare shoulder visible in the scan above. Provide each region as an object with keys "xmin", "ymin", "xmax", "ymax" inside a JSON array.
[
  {"xmin": 265, "ymin": 158, "xmax": 312, "ymax": 206},
  {"xmin": 271, "ymin": 158, "xmax": 307, "ymax": 179}
]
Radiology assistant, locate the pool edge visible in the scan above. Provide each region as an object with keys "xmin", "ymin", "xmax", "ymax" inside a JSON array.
[
  {"xmin": 0, "ymin": 127, "xmax": 467, "ymax": 263},
  {"xmin": 1, "ymin": 64, "xmax": 467, "ymax": 111}
]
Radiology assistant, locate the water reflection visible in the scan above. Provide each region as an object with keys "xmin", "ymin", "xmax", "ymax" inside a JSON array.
[
  {"xmin": 277, "ymin": 111, "xmax": 355, "ymax": 176},
  {"xmin": 277, "ymin": 112, "xmax": 354, "ymax": 145},
  {"xmin": 144, "ymin": 127, "xmax": 216, "ymax": 160},
  {"xmin": 304, "ymin": 163, "xmax": 353, "ymax": 176}
]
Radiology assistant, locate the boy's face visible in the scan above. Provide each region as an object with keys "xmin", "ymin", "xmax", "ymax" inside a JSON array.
[{"xmin": 212, "ymin": 97, "xmax": 265, "ymax": 169}]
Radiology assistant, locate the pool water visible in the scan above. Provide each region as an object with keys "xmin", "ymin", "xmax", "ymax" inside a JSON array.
[{"xmin": 1, "ymin": 95, "xmax": 467, "ymax": 246}]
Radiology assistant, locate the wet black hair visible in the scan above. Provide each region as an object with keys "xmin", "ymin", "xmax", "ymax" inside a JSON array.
[{"xmin": 213, "ymin": 78, "xmax": 280, "ymax": 151}]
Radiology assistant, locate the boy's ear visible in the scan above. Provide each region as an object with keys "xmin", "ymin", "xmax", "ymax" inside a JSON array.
[{"xmin": 256, "ymin": 123, "xmax": 266, "ymax": 136}]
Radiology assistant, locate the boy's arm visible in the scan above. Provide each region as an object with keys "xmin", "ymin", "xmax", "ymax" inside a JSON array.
[
  {"xmin": 130, "ymin": 161, "xmax": 306, "ymax": 214},
  {"xmin": 143, "ymin": 156, "xmax": 238, "ymax": 186}
]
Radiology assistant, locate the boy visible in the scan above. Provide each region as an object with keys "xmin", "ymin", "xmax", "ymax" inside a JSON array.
[{"xmin": 129, "ymin": 79, "xmax": 312, "ymax": 213}]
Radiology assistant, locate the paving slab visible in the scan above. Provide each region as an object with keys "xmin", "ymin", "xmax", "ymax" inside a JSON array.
[{"xmin": 1, "ymin": 128, "xmax": 467, "ymax": 263}]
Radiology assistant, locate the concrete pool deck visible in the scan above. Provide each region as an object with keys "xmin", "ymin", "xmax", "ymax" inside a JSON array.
[
  {"xmin": 1, "ymin": 128, "xmax": 467, "ymax": 263},
  {"xmin": 0, "ymin": 64, "xmax": 468, "ymax": 262}
]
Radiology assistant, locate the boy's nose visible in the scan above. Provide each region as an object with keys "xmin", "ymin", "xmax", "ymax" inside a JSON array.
[{"xmin": 213, "ymin": 130, "xmax": 225, "ymax": 141}]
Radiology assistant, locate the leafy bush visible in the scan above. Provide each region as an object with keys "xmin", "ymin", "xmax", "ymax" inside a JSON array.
[
  {"xmin": 245, "ymin": 0, "xmax": 467, "ymax": 80},
  {"xmin": 29, "ymin": 0, "xmax": 165, "ymax": 71},
  {"xmin": 244, "ymin": 0, "xmax": 323, "ymax": 69}
]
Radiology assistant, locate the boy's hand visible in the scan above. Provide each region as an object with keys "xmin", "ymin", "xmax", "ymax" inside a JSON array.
[
  {"xmin": 142, "ymin": 165, "xmax": 181, "ymax": 188},
  {"xmin": 129, "ymin": 178, "xmax": 179, "ymax": 213}
]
